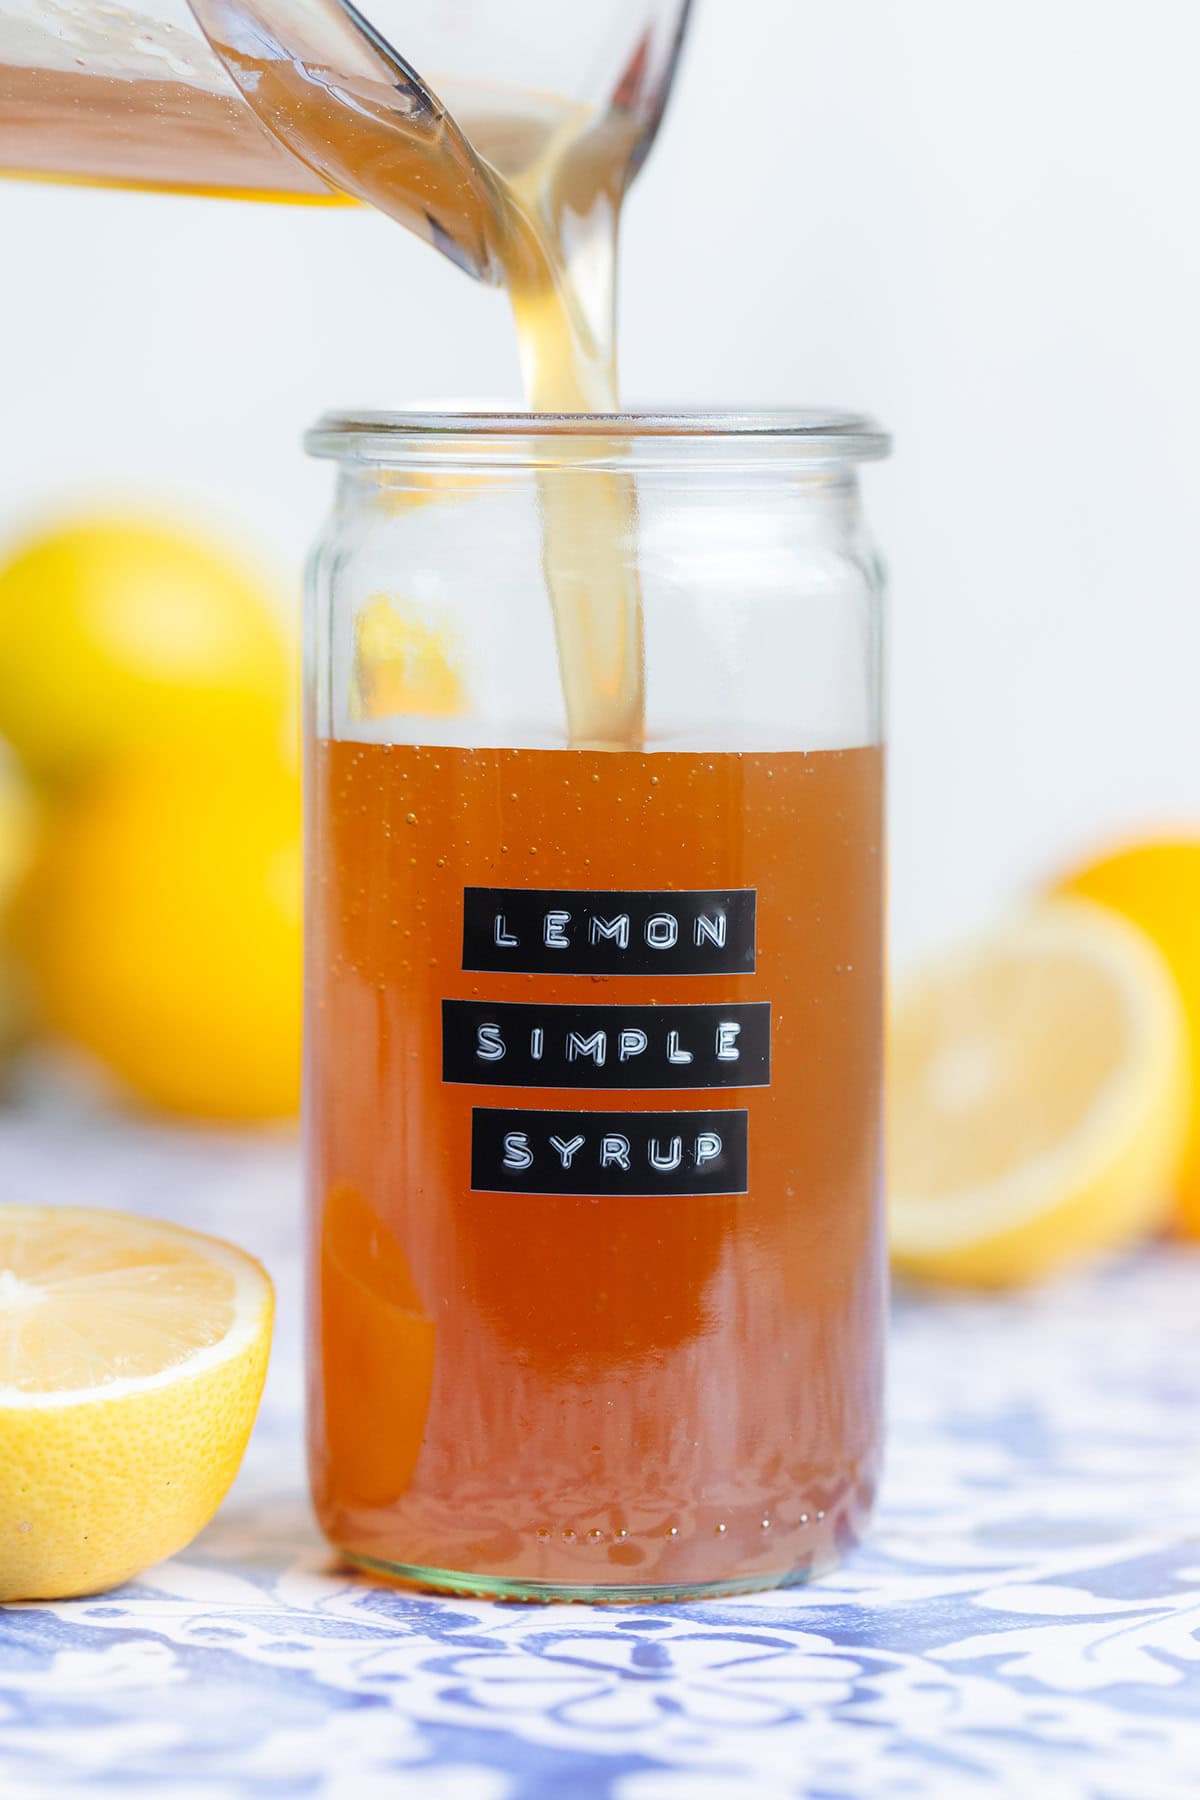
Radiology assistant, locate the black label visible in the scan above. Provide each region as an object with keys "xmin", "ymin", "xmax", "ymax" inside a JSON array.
[
  {"xmin": 443, "ymin": 1000, "xmax": 770, "ymax": 1090},
  {"xmin": 471, "ymin": 1107, "xmax": 749, "ymax": 1196},
  {"xmin": 461, "ymin": 887, "xmax": 756, "ymax": 976}
]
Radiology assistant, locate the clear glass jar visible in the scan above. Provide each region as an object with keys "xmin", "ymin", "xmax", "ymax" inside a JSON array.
[{"xmin": 303, "ymin": 409, "xmax": 890, "ymax": 1601}]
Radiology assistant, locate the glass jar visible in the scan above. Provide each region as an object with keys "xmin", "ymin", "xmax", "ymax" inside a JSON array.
[{"xmin": 303, "ymin": 409, "xmax": 890, "ymax": 1601}]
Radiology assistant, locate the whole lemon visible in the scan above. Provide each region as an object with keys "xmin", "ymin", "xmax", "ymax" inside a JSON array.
[
  {"xmin": 0, "ymin": 746, "xmax": 37, "ymax": 1062},
  {"xmin": 21, "ymin": 743, "xmax": 301, "ymax": 1121},
  {"xmin": 0, "ymin": 515, "xmax": 293, "ymax": 784},
  {"xmin": 1056, "ymin": 841, "xmax": 1200, "ymax": 1236}
]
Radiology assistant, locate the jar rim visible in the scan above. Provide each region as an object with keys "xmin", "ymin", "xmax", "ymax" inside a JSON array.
[{"xmin": 305, "ymin": 407, "xmax": 890, "ymax": 462}]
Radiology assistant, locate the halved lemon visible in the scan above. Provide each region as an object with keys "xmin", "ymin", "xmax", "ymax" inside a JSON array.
[
  {"xmin": 889, "ymin": 899, "xmax": 1190, "ymax": 1286},
  {"xmin": 0, "ymin": 1205, "xmax": 273, "ymax": 1600},
  {"xmin": 316, "ymin": 1183, "xmax": 435, "ymax": 1508},
  {"xmin": 351, "ymin": 593, "xmax": 465, "ymax": 721}
]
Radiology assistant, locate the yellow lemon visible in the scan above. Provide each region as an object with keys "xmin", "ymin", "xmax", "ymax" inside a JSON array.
[
  {"xmin": 316, "ymin": 1184, "xmax": 435, "ymax": 1508},
  {"xmin": 373, "ymin": 468, "xmax": 489, "ymax": 516},
  {"xmin": 351, "ymin": 594, "xmax": 465, "ymax": 720},
  {"xmin": 0, "ymin": 748, "xmax": 37, "ymax": 1061},
  {"xmin": 0, "ymin": 515, "xmax": 294, "ymax": 784},
  {"xmin": 0, "ymin": 1204, "xmax": 272, "ymax": 1601},
  {"xmin": 0, "ymin": 745, "xmax": 36, "ymax": 903},
  {"xmin": 1055, "ymin": 840, "xmax": 1200, "ymax": 1237},
  {"xmin": 889, "ymin": 900, "xmax": 1189, "ymax": 1286},
  {"xmin": 22, "ymin": 744, "xmax": 301, "ymax": 1121}
]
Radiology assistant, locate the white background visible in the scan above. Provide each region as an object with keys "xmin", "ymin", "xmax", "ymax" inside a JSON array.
[{"xmin": 2, "ymin": 0, "xmax": 1197, "ymax": 963}]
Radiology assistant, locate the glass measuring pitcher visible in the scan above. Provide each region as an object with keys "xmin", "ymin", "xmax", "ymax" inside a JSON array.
[{"xmin": 0, "ymin": 1, "xmax": 692, "ymax": 272}]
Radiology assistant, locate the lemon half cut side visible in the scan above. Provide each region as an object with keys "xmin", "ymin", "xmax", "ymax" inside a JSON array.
[
  {"xmin": 889, "ymin": 900, "xmax": 1190, "ymax": 1286},
  {"xmin": 0, "ymin": 1204, "xmax": 273, "ymax": 1601}
]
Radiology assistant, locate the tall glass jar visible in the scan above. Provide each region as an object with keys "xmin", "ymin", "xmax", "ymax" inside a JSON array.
[{"xmin": 303, "ymin": 409, "xmax": 890, "ymax": 1601}]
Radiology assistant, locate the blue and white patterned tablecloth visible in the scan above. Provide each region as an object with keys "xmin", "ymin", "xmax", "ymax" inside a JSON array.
[{"xmin": 2, "ymin": 1089, "xmax": 1199, "ymax": 1800}]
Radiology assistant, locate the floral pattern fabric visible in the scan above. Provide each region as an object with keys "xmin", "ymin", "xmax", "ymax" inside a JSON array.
[{"xmin": 1, "ymin": 1096, "xmax": 1199, "ymax": 1799}]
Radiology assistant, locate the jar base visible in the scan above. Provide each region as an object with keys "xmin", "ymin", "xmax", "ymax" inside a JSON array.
[{"xmin": 343, "ymin": 1550, "xmax": 840, "ymax": 1605}]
